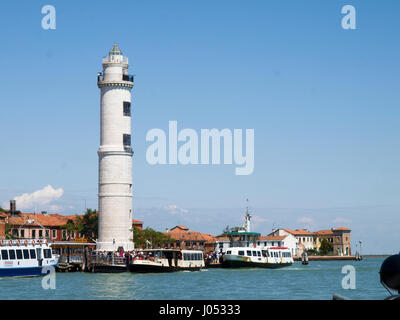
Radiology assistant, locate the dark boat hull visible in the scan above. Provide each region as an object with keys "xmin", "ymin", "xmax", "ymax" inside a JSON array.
[
  {"xmin": 128, "ymin": 264, "xmax": 201, "ymax": 273},
  {"xmin": 0, "ymin": 264, "xmax": 58, "ymax": 277},
  {"xmin": 90, "ymin": 265, "xmax": 128, "ymax": 273}
]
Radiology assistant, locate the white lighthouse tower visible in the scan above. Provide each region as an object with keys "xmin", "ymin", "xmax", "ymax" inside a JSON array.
[{"xmin": 97, "ymin": 44, "xmax": 134, "ymax": 251}]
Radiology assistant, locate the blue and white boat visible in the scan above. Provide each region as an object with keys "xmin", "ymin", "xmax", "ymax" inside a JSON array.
[{"xmin": 0, "ymin": 239, "xmax": 59, "ymax": 277}]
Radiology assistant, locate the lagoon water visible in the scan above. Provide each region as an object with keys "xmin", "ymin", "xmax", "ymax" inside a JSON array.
[{"xmin": 0, "ymin": 258, "xmax": 391, "ymax": 300}]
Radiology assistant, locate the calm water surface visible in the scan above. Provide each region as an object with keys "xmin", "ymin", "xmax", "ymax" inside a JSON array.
[{"xmin": 0, "ymin": 258, "xmax": 390, "ymax": 300}]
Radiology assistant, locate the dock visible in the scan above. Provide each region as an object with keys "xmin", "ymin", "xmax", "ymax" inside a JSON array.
[
  {"xmin": 52, "ymin": 241, "xmax": 96, "ymax": 272},
  {"xmin": 87, "ymin": 254, "xmax": 128, "ymax": 273}
]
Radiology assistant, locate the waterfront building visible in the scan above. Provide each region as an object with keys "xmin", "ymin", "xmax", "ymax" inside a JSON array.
[
  {"xmin": 132, "ymin": 219, "xmax": 143, "ymax": 230},
  {"xmin": 312, "ymin": 229, "xmax": 334, "ymax": 253},
  {"xmin": 97, "ymin": 44, "xmax": 135, "ymax": 251},
  {"xmin": 163, "ymin": 225, "xmax": 216, "ymax": 252},
  {"xmin": 258, "ymin": 234, "xmax": 298, "ymax": 257},
  {"xmin": 2, "ymin": 212, "xmax": 80, "ymax": 241},
  {"xmin": 215, "ymin": 236, "xmax": 230, "ymax": 252},
  {"xmin": 332, "ymin": 227, "xmax": 351, "ymax": 256},
  {"xmin": 269, "ymin": 228, "xmax": 314, "ymax": 255},
  {"xmin": 0, "ymin": 212, "xmax": 6, "ymax": 239}
]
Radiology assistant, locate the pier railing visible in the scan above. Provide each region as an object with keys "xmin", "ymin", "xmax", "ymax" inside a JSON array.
[
  {"xmin": 89, "ymin": 254, "xmax": 127, "ymax": 266},
  {"xmin": 59, "ymin": 255, "xmax": 84, "ymax": 264}
]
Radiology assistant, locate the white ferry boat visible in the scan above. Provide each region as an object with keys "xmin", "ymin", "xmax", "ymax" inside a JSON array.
[
  {"xmin": 223, "ymin": 246, "xmax": 293, "ymax": 268},
  {"xmin": 0, "ymin": 239, "xmax": 59, "ymax": 277},
  {"xmin": 128, "ymin": 248, "xmax": 204, "ymax": 273},
  {"xmin": 222, "ymin": 204, "xmax": 294, "ymax": 269}
]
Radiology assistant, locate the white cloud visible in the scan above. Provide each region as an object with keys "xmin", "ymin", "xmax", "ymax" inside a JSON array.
[
  {"xmin": 163, "ymin": 204, "xmax": 189, "ymax": 215},
  {"xmin": 252, "ymin": 216, "xmax": 268, "ymax": 224},
  {"xmin": 333, "ymin": 217, "xmax": 352, "ymax": 224},
  {"xmin": 4, "ymin": 185, "xmax": 64, "ymax": 211},
  {"xmin": 297, "ymin": 217, "xmax": 314, "ymax": 226},
  {"xmin": 298, "ymin": 217, "xmax": 314, "ymax": 224}
]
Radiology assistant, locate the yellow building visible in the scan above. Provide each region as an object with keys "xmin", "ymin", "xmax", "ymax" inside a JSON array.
[{"xmin": 312, "ymin": 229, "xmax": 334, "ymax": 253}]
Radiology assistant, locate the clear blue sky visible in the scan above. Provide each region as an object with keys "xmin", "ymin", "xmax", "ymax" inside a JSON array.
[{"xmin": 0, "ymin": 0, "xmax": 399, "ymax": 254}]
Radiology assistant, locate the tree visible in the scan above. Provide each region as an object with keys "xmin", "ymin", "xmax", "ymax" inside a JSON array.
[
  {"xmin": 133, "ymin": 227, "xmax": 174, "ymax": 248},
  {"xmin": 319, "ymin": 238, "xmax": 333, "ymax": 255},
  {"xmin": 75, "ymin": 209, "xmax": 98, "ymax": 240},
  {"xmin": 4, "ymin": 223, "xmax": 15, "ymax": 239},
  {"xmin": 0, "ymin": 207, "xmax": 5, "ymax": 213},
  {"xmin": 61, "ymin": 208, "xmax": 98, "ymax": 241}
]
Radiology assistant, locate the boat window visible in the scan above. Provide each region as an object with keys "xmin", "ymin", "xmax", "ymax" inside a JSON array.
[
  {"xmin": 1, "ymin": 250, "xmax": 7, "ymax": 260},
  {"xmin": 23, "ymin": 249, "xmax": 29, "ymax": 259},
  {"xmin": 238, "ymin": 251, "xmax": 244, "ymax": 256},
  {"xmin": 252, "ymin": 251, "xmax": 257, "ymax": 256},
  {"xmin": 9, "ymin": 250, "xmax": 16, "ymax": 260},
  {"xmin": 257, "ymin": 251, "xmax": 261, "ymax": 257},
  {"xmin": 246, "ymin": 250, "xmax": 251, "ymax": 256},
  {"xmin": 44, "ymin": 249, "xmax": 52, "ymax": 259},
  {"xmin": 288, "ymin": 252, "xmax": 291, "ymax": 257},
  {"xmin": 227, "ymin": 251, "xmax": 231, "ymax": 254},
  {"xmin": 16, "ymin": 249, "xmax": 23, "ymax": 260},
  {"xmin": 30, "ymin": 249, "xmax": 36, "ymax": 259}
]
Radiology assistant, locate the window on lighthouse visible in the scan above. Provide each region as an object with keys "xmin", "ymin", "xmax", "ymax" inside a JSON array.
[
  {"xmin": 123, "ymin": 134, "xmax": 131, "ymax": 146},
  {"xmin": 123, "ymin": 101, "xmax": 131, "ymax": 117}
]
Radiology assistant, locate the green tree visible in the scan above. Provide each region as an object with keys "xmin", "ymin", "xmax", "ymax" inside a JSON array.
[
  {"xmin": 0, "ymin": 207, "xmax": 5, "ymax": 213},
  {"xmin": 133, "ymin": 227, "xmax": 174, "ymax": 248},
  {"xmin": 61, "ymin": 208, "xmax": 98, "ymax": 241},
  {"xmin": 76, "ymin": 209, "xmax": 98, "ymax": 240},
  {"xmin": 4, "ymin": 223, "xmax": 15, "ymax": 239},
  {"xmin": 319, "ymin": 238, "xmax": 333, "ymax": 255}
]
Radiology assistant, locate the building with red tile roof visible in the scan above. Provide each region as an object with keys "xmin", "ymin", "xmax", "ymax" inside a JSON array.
[
  {"xmin": 332, "ymin": 227, "xmax": 352, "ymax": 256},
  {"xmin": 164, "ymin": 225, "xmax": 217, "ymax": 252},
  {"xmin": 269, "ymin": 228, "xmax": 314, "ymax": 253},
  {"xmin": 132, "ymin": 219, "xmax": 143, "ymax": 230},
  {"xmin": 3, "ymin": 212, "xmax": 81, "ymax": 241}
]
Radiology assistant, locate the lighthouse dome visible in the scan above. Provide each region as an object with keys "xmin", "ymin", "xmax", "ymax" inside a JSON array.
[{"xmin": 109, "ymin": 43, "xmax": 122, "ymax": 56}]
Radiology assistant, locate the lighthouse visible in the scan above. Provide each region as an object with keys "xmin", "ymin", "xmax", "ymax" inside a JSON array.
[{"xmin": 97, "ymin": 44, "xmax": 134, "ymax": 252}]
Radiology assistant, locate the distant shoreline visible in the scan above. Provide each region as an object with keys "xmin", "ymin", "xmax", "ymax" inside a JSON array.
[
  {"xmin": 294, "ymin": 254, "xmax": 391, "ymax": 261},
  {"xmin": 363, "ymin": 254, "xmax": 391, "ymax": 258}
]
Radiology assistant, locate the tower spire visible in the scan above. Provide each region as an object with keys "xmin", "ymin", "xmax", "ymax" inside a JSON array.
[{"xmin": 244, "ymin": 199, "xmax": 251, "ymax": 232}]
